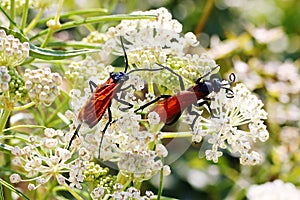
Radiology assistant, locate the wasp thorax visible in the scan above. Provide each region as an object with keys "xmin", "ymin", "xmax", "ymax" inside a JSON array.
[{"xmin": 110, "ymin": 72, "xmax": 129, "ymax": 83}]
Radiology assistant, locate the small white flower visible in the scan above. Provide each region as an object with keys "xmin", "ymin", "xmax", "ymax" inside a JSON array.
[
  {"xmin": 28, "ymin": 183, "xmax": 35, "ymax": 191},
  {"xmin": 56, "ymin": 174, "xmax": 66, "ymax": 185},
  {"xmin": 155, "ymin": 144, "xmax": 168, "ymax": 157},
  {"xmin": 148, "ymin": 111, "xmax": 161, "ymax": 125},
  {"xmin": 163, "ymin": 165, "xmax": 171, "ymax": 176},
  {"xmin": 78, "ymin": 147, "xmax": 91, "ymax": 161},
  {"xmin": 10, "ymin": 173, "xmax": 21, "ymax": 183},
  {"xmin": 91, "ymin": 187, "xmax": 105, "ymax": 199},
  {"xmin": 205, "ymin": 149, "xmax": 223, "ymax": 163},
  {"xmin": 42, "ymin": 138, "xmax": 58, "ymax": 149},
  {"xmin": 44, "ymin": 128, "xmax": 56, "ymax": 138}
]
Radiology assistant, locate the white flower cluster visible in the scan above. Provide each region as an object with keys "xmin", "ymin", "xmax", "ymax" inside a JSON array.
[
  {"xmin": 24, "ymin": 67, "xmax": 62, "ymax": 105},
  {"xmin": 92, "ymin": 184, "xmax": 154, "ymax": 200},
  {"xmin": 10, "ymin": 128, "xmax": 70, "ymax": 190},
  {"xmin": 0, "ymin": 30, "xmax": 30, "ymax": 67},
  {"xmin": 0, "ymin": 66, "xmax": 11, "ymax": 92},
  {"xmin": 81, "ymin": 109, "xmax": 169, "ymax": 181},
  {"xmin": 191, "ymin": 83, "xmax": 269, "ymax": 165},
  {"xmin": 9, "ymin": 128, "xmax": 93, "ymax": 190},
  {"xmin": 247, "ymin": 180, "xmax": 300, "ymax": 200},
  {"xmin": 112, "ymin": 184, "xmax": 154, "ymax": 200},
  {"xmin": 65, "ymin": 56, "xmax": 114, "ymax": 89}
]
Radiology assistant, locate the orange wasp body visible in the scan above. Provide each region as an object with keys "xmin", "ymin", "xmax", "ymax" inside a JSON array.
[{"xmin": 136, "ymin": 64, "xmax": 236, "ymax": 126}]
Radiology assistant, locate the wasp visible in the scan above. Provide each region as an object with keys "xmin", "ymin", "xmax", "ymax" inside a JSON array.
[
  {"xmin": 67, "ymin": 37, "xmax": 165, "ymax": 153},
  {"xmin": 135, "ymin": 64, "xmax": 236, "ymax": 127}
]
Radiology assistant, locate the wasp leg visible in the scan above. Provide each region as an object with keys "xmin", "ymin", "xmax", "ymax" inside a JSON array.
[
  {"xmin": 187, "ymin": 100, "xmax": 217, "ymax": 130},
  {"xmin": 155, "ymin": 63, "xmax": 185, "ymax": 91},
  {"xmin": 119, "ymin": 84, "xmax": 134, "ymax": 91},
  {"xmin": 135, "ymin": 95, "xmax": 171, "ymax": 113},
  {"xmin": 98, "ymin": 105, "xmax": 112, "ymax": 159},
  {"xmin": 197, "ymin": 100, "xmax": 218, "ymax": 118},
  {"xmin": 89, "ymin": 80, "xmax": 98, "ymax": 93},
  {"xmin": 114, "ymin": 97, "xmax": 134, "ymax": 111},
  {"xmin": 187, "ymin": 106, "xmax": 201, "ymax": 130},
  {"xmin": 67, "ymin": 123, "xmax": 82, "ymax": 150}
]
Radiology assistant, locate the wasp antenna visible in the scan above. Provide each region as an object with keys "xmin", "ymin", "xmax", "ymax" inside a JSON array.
[
  {"xmin": 120, "ymin": 36, "xmax": 129, "ymax": 73},
  {"xmin": 196, "ymin": 65, "xmax": 220, "ymax": 83},
  {"xmin": 221, "ymin": 86, "xmax": 234, "ymax": 98},
  {"xmin": 228, "ymin": 73, "xmax": 236, "ymax": 83},
  {"xmin": 155, "ymin": 63, "xmax": 185, "ymax": 90}
]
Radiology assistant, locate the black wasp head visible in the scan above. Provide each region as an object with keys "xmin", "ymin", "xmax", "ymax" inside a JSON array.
[
  {"xmin": 211, "ymin": 78, "xmax": 223, "ymax": 93},
  {"xmin": 110, "ymin": 72, "xmax": 129, "ymax": 83},
  {"xmin": 202, "ymin": 73, "xmax": 236, "ymax": 98}
]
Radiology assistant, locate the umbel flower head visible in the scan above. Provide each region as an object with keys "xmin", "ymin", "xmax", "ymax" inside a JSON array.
[
  {"xmin": 65, "ymin": 56, "xmax": 114, "ymax": 90},
  {"xmin": 9, "ymin": 128, "xmax": 102, "ymax": 190},
  {"xmin": 24, "ymin": 68, "xmax": 62, "ymax": 105},
  {"xmin": 0, "ymin": 30, "xmax": 29, "ymax": 67},
  {"xmin": 190, "ymin": 83, "xmax": 269, "ymax": 165}
]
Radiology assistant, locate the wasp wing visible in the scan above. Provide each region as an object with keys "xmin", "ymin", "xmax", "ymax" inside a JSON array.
[{"xmin": 78, "ymin": 79, "xmax": 119, "ymax": 128}]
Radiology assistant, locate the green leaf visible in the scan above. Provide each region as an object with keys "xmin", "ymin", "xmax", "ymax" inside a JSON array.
[
  {"xmin": 45, "ymin": 41, "xmax": 102, "ymax": 49},
  {"xmin": 29, "ymin": 44, "xmax": 99, "ymax": 60},
  {"xmin": 0, "ymin": 6, "xmax": 20, "ymax": 30},
  {"xmin": 0, "ymin": 26, "xmax": 100, "ymax": 60}
]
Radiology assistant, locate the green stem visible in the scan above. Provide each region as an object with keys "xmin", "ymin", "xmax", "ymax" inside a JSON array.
[
  {"xmin": 24, "ymin": 7, "xmax": 45, "ymax": 34},
  {"xmin": 0, "ymin": 7, "xmax": 18, "ymax": 29},
  {"xmin": 30, "ymin": 14, "xmax": 157, "ymax": 41},
  {"xmin": 55, "ymin": 0, "xmax": 64, "ymax": 22},
  {"xmin": 37, "ymin": 8, "xmax": 108, "ymax": 26},
  {"xmin": 9, "ymin": 0, "xmax": 15, "ymax": 29},
  {"xmin": 41, "ymin": 29, "xmax": 54, "ymax": 48},
  {"xmin": 21, "ymin": 57, "xmax": 35, "ymax": 65},
  {"xmin": 161, "ymin": 132, "xmax": 192, "ymax": 139},
  {"xmin": 69, "ymin": 15, "xmax": 96, "ymax": 32},
  {"xmin": 157, "ymin": 159, "xmax": 164, "ymax": 200},
  {"xmin": 0, "ymin": 110, "xmax": 11, "ymax": 134},
  {"xmin": 21, "ymin": 0, "xmax": 30, "ymax": 32},
  {"xmin": 194, "ymin": 0, "xmax": 215, "ymax": 36},
  {"xmin": 13, "ymin": 102, "xmax": 36, "ymax": 111},
  {"xmin": 63, "ymin": 184, "xmax": 83, "ymax": 200},
  {"xmin": 41, "ymin": 0, "xmax": 64, "ymax": 48},
  {"xmin": 133, "ymin": 180, "xmax": 142, "ymax": 190}
]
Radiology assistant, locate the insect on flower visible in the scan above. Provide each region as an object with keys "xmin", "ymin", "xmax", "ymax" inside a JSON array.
[
  {"xmin": 136, "ymin": 64, "xmax": 236, "ymax": 127},
  {"xmin": 67, "ymin": 37, "xmax": 165, "ymax": 154}
]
